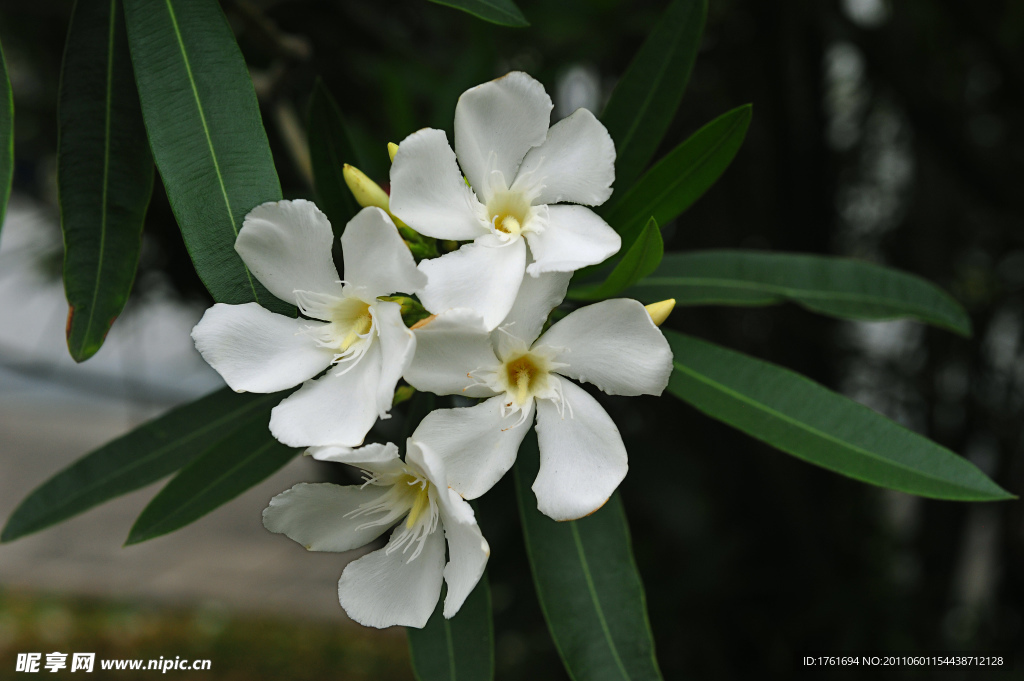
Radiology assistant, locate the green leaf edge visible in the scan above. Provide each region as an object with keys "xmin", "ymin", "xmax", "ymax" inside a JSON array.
[
  {"xmin": 426, "ymin": 0, "xmax": 529, "ymax": 27},
  {"xmin": 568, "ymin": 217, "xmax": 663, "ymax": 301},
  {"xmin": 665, "ymin": 330, "xmax": 1014, "ymax": 501},
  {"xmin": 0, "ymin": 391, "xmax": 279, "ymax": 543}
]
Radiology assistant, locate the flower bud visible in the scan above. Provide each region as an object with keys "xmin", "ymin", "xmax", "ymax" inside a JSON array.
[{"xmin": 644, "ymin": 299, "xmax": 675, "ymax": 327}]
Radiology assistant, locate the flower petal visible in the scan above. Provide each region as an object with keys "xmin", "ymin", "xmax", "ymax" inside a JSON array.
[
  {"xmin": 418, "ymin": 236, "xmax": 527, "ymax": 330},
  {"xmin": 337, "ymin": 523, "xmax": 446, "ymax": 628},
  {"xmin": 533, "ymin": 380, "xmax": 627, "ymax": 521},
  {"xmin": 236, "ymin": 199, "xmax": 343, "ymax": 305},
  {"xmin": 412, "ymin": 395, "xmax": 534, "ymax": 499},
  {"xmin": 269, "ymin": 341, "xmax": 383, "ymax": 447},
  {"xmin": 192, "ymin": 302, "xmax": 334, "ymax": 393},
  {"xmin": 513, "ymin": 107, "xmax": 615, "ymax": 206},
  {"xmin": 535, "ymin": 298, "xmax": 673, "ymax": 396},
  {"xmin": 342, "ymin": 207, "xmax": 428, "ymax": 297},
  {"xmin": 524, "ymin": 205, "xmax": 620, "ymax": 276},
  {"xmin": 403, "ymin": 309, "xmax": 500, "ymax": 397},
  {"xmin": 405, "ymin": 440, "xmax": 489, "ymax": 619},
  {"xmin": 373, "ymin": 301, "xmax": 417, "ymax": 416},
  {"xmin": 438, "ymin": 487, "xmax": 489, "ymax": 618},
  {"xmin": 455, "ymin": 72, "xmax": 552, "ymax": 202},
  {"xmin": 307, "ymin": 442, "xmax": 400, "ymax": 466},
  {"xmin": 389, "ymin": 128, "xmax": 487, "ymax": 240},
  {"xmin": 494, "ymin": 269, "xmax": 571, "ymax": 358},
  {"xmin": 262, "ymin": 482, "xmax": 391, "ymax": 552}
]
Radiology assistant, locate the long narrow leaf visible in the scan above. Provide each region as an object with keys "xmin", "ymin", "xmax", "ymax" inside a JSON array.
[
  {"xmin": 408, "ymin": 578, "xmax": 494, "ymax": 681},
  {"xmin": 427, "ymin": 0, "xmax": 528, "ymax": 27},
  {"xmin": 630, "ymin": 250, "xmax": 972, "ymax": 335},
  {"xmin": 125, "ymin": 410, "xmax": 298, "ymax": 545},
  {"xmin": 665, "ymin": 331, "xmax": 1012, "ymax": 500},
  {"xmin": 606, "ymin": 104, "xmax": 752, "ymax": 248},
  {"xmin": 602, "ymin": 0, "xmax": 706, "ymax": 191},
  {"xmin": 1, "ymin": 389, "xmax": 279, "ymax": 543},
  {"xmin": 60, "ymin": 0, "xmax": 154, "ymax": 362},
  {"xmin": 569, "ymin": 217, "xmax": 663, "ymax": 301},
  {"xmin": 0, "ymin": 38, "xmax": 13, "ymax": 237},
  {"xmin": 122, "ymin": 0, "xmax": 292, "ymax": 315},
  {"xmin": 307, "ymin": 80, "xmax": 360, "ymax": 238},
  {"xmin": 515, "ymin": 434, "xmax": 663, "ymax": 681}
]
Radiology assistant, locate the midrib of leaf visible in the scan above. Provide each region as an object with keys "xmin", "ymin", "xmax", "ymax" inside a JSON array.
[
  {"xmin": 611, "ymin": 14, "xmax": 683, "ymax": 166},
  {"xmin": 162, "ymin": 0, "xmax": 261, "ymax": 304},
  {"xmin": 641, "ymin": 274, "xmax": 944, "ymax": 313},
  {"xmin": 79, "ymin": 0, "xmax": 118, "ymax": 347},
  {"xmin": 609, "ymin": 111, "xmax": 746, "ymax": 227},
  {"xmin": 464, "ymin": 0, "xmax": 521, "ymax": 24},
  {"xmin": 570, "ymin": 521, "xmax": 632, "ymax": 681},
  {"xmin": 671, "ymin": 358, "xmax": 977, "ymax": 491},
  {"xmin": 34, "ymin": 395, "xmax": 273, "ymax": 519},
  {"xmin": 133, "ymin": 438, "xmax": 288, "ymax": 541}
]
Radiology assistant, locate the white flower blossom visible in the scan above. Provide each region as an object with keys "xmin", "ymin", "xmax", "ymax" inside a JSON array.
[
  {"xmin": 389, "ymin": 71, "xmax": 620, "ymax": 330},
  {"xmin": 191, "ymin": 200, "xmax": 426, "ymax": 447},
  {"xmin": 404, "ymin": 271, "xmax": 673, "ymax": 521},
  {"xmin": 262, "ymin": 440, "xmax": 489, "ymax": 628}
]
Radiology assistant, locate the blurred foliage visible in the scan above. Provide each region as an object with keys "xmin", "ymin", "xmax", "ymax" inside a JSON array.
[
  {"xmin": 2, "ymin": 0, "xmax": 1024, "ymax": 678},
  {"xmin": 0, "ymin": 587, "xmax": 410, "ymax": 680}
]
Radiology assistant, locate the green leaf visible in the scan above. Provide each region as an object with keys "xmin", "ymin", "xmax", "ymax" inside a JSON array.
[
  {"xmin": 0, "ymin": 38, "xmax": 13, "ymax": 238},
  {"xmin": 307, "ymin": 79, "xmax": 360, "ymax": 239},
  {"xmin": 1, "ymin": 389, "xmax": 278, "ymax": 543},
  {"xmin": 601, "ymin": 0, "xmax": 707, "ymax": 191},
  {"xmin": 408, "ymin": 577, "xmax": 494, "ymax": 681},
  {"xmin": 665, "ymin": 331, "xmax": 1013, "ymax": 501},
  {"xmin": 59, "ymin": 0, "xmax": 154, "ymax": 363},
  {"xmin": 629, "ymin": 250, "xmax": 972, "ymax": 336},
  {"xmin": 568, "ymin": 217, "xmax": 663, "ymax": 301},
  {"xmin": 122, "ymin": 0, "xmax": 292, "ymax": 315},
  {"xmin": 515, "ymin": 433, "xmax": 663, "ymax": 681},
  {"xmin": 126, "ymin": 408, "xmax": 298, "ymax": 545},
  {"xmin": 605, "ymin": 104, "xmax": 752, "ymax": 248},
  {"xmin": 426, "ymin": 0, "xmax": 529, "ymax": 27}
]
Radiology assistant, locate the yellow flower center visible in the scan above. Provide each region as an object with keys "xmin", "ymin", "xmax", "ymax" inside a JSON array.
[
  {"xmin": 504, "ymin": 354, "xmax": 543, "ymax": 405},
  {"xmin": 330, "ymin": 298, "xmax": 373, "ymax": 352},
  {"xmin": 487, "ymin": 190, "xmax": 531, "ymax": 238}
]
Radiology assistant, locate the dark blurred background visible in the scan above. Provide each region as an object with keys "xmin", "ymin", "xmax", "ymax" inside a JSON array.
[{"xmin": 1, "ymin": 0, "xmax": 1023, "ymax": 678}]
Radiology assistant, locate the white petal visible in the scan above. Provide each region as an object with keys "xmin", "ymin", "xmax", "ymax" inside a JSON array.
[
  {"xmin": 192, "ymin": 302, "xmax": 334, "ymax": 393},
  {"xmin": 341, "ymin": 207, "xmax": 428, "ymax": 297},
  {"xmin": 535, "ymin": 299, "xmax": 673, "ymax": 396},
  {"xmin": 455, "ymin": 72, "xmax": 552, "ymax": 202},
  {"xmin": 389, "ymin": 128, "xmax": 487, "ymax": 240},
  {"xmin": 524, "ymin": 205, "xmax": 620, "ymax": 276},
  {"xmin": 337, "ymin": 524, "xmax": 446, "ymax": 628},
  {"xmin": 262, "ymin": 483, "xmax": 390, "ymax": 552},
  {"xmin": 269, "ymin": 341, "xmax": 383, "ymax": 447},
  {"xmin": 418, "ymin": 237, "xmax": 527, "ymax": 330},
  {"xmin": 236, "ymin": 199, "xmax": 343, "ymax": 305},
  {"xmin": 404, "ymin": 441, "xmax": 489, "ymax": 618},
  {"xmin": 438, "ymin": 488, "xmax": 489, "ymax": 618},
  {"xmin": 412, "ymin": 396, "xmax": 534, "ymax": 499},
  {"xmin": 307, "ymin": 442, "xmax": 400, "ymax": 466},
  {"xmin": 513, "ymin": 108, "xmax": 615, "ymax": 206},
  {"xmin": 373, "ymin": 301, "xmax": 417, "ymax": 416},
  {"xmin": 403, "ymin": 309, "xmax": 500, "ymax": 397},
  {"xmin": 533, "ymin": 380, "xmax": 627, "ymax": 521},
  {"xmin": 494, "ymin": 269, "xmax": 571, "ymax": 358}
]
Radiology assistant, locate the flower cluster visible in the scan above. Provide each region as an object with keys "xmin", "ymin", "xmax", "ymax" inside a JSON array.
[{"xmin": 192, "ymin": 72, "xmax": 674, "ymax": 629}]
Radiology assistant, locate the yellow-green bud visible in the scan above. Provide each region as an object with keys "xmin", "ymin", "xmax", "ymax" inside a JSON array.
[{"xmin": 644, "ymin": 299, "xmax": 675, "ymax": 327}]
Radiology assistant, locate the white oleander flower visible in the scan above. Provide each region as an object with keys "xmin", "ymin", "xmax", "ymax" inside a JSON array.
[
  {"xmin": 389, "ymin": 71, "xmax": 620, "ymax": 330},
  {"xmin": 404, "ymin": 272, "xmax": 673, "ymax": 521},
  {"xmin": 263, "ymin": 440, "xmax": 489, "ymax": 629},
  {"xmin": 192, "ymin": 201, "xmax": 427, "ymax": 447}
]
